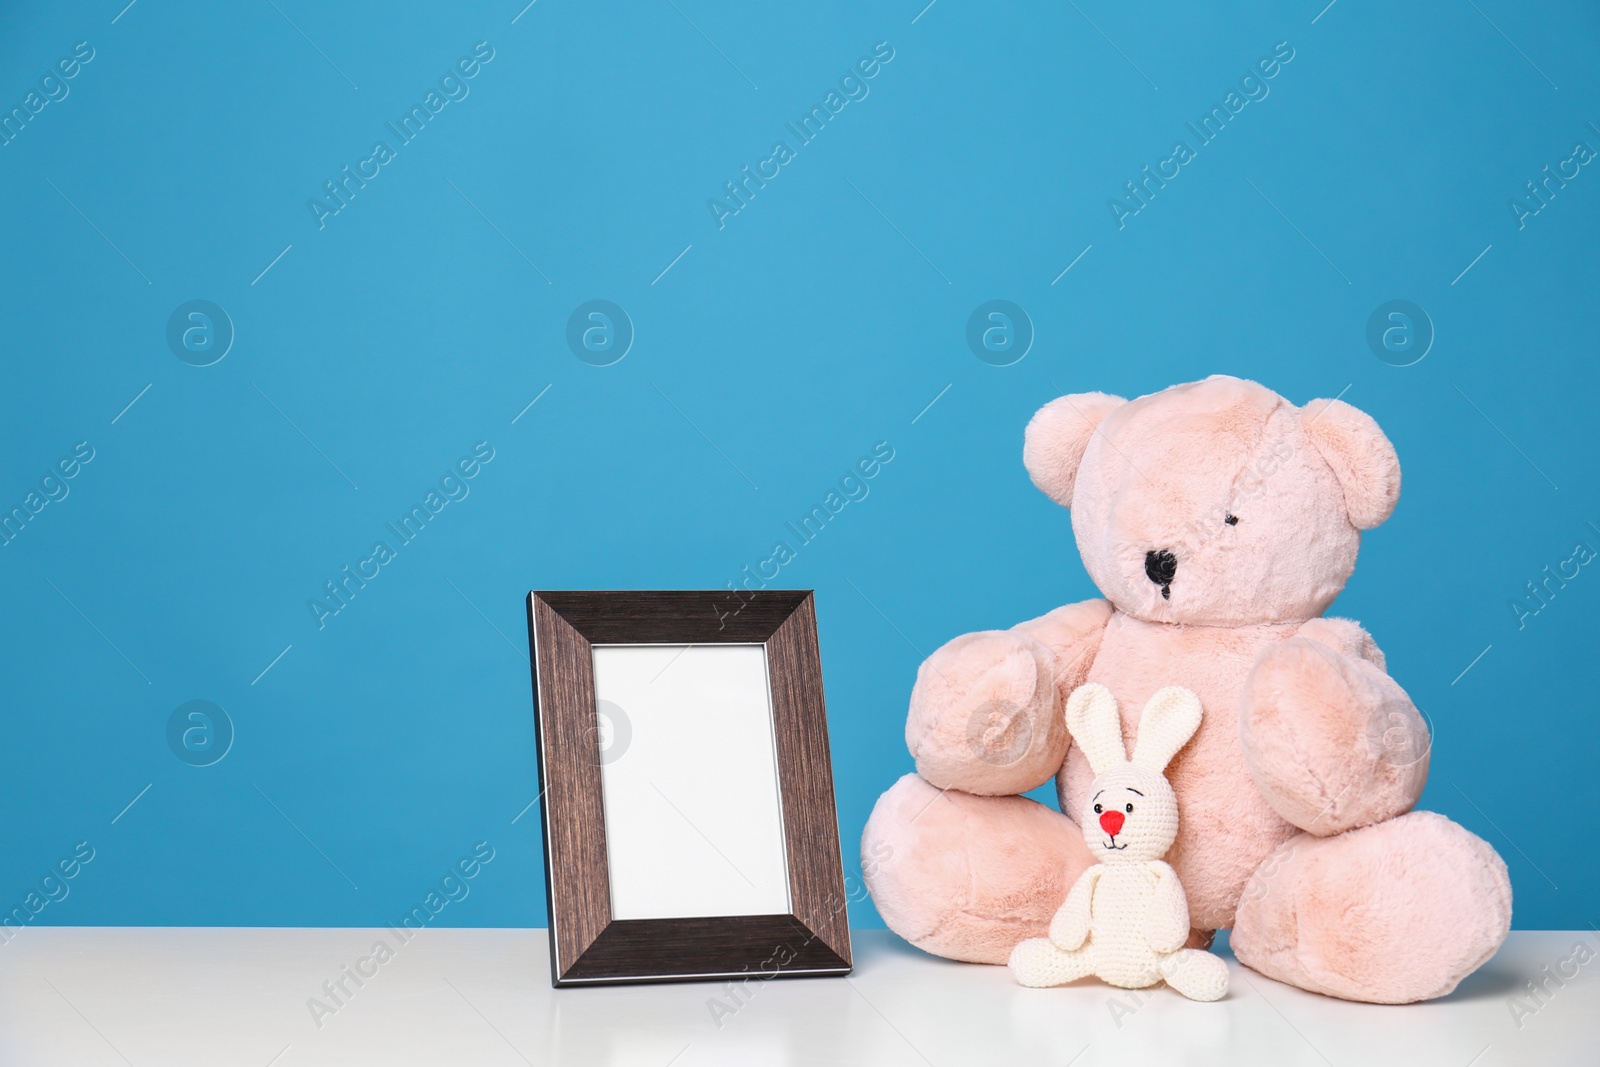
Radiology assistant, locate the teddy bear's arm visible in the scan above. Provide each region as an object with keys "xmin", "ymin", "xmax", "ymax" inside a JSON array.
[
  {"xmin": 1009, "ymin": 600, "xmax": 1115, "ymax": 688},
  {"xmin": 1142, "ymin": 861, "xmax": 1191, "ymax": 954},
  {"xmin": 1048, "ymin": 864, "xmax": 1102, "ymax": 950},
  {"xmin": 906, "ymin": 599, "xmax": 1112, "ymax": 796},
  {"xmin": 1241, "ymin": 617, "xmax": 1429, "ymax": 836}
]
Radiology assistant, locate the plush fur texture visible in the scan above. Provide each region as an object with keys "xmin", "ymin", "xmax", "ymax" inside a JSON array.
[
  {"xmin": 1024, "ymin": 392, "xmax": 1128, "ymax": 507},
  {"xmin": 906, "ymin": 599, "xmax": 1113, "ymax": 797},
  {"xmin": 1231, "ymin": 812, "xmax": 1512, "ymax": 1003},
  {"xmin": 1241, "ymin": 631, "xmax": 1429, "ymax": 834},
  {"xmin": 1299, "ymin": 399, "xmax": 1401, "ymax": 530},
  {"xmin": 862, "ymin": 376, "xmax": 1513, "ymax": 1003},
  {"xmin": 864, "ymin": 774, "xmax": 1093, "ymax": 962}
]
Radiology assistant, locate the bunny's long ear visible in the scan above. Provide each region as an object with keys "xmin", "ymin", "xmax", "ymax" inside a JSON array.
[
  {"xmin": 1064, "ymin": 683, "xmax": 1126, "ymax": 776},
  {"xmin": 1129, "ymin": 687, "xmax": 1203, "ymax": 773}
]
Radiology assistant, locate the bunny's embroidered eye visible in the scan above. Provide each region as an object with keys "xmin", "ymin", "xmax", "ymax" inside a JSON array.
[
  {"xmin": 1092, "ymin": 803, "xmax": 1103, "ymax": 813},
  {"xmin": 1224, "ymin": 513, "xmax": 1238, "ymax": 526},
  {"xmin": 1124, "ymin": 803, "xmax": 1134, "ymax": 813}
]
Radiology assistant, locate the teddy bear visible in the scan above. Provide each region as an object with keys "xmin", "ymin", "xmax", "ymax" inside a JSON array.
[{"xmin": 861, "ymin": 375, "xmax": 1512, "ymax": 1004}]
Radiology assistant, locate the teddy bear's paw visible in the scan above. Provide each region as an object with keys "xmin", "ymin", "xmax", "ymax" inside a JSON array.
[
  {"xmin": 1242, "ymin": 636, "xmax": 1428, "ymax": 835},
  {"xmin": 862, "ymin": 774, "xmax": 1093, "ymax": 964},
  {"xmin": 906, "ymin": 630, "xmax": 1068, "ymax": 795},
  {"xmin": 1231, "ymin": 812, "xmax": 1512, "ymax": 1003}
]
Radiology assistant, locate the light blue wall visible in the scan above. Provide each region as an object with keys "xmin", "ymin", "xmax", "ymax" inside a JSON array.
[{"xmin": 1, "ymin": 0, "xmax": 1595, "ymax": 932}]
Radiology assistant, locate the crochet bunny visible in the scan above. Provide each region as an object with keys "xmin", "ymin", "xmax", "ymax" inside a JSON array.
[{"xmin": 1009, "ymin": 683, "xmax": 1228, "ymax": 1001}]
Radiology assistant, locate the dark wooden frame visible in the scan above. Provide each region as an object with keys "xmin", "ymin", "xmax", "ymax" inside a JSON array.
[{"xmin": 526, "ymin": 589, "xmax": 852, "ymax": 987}]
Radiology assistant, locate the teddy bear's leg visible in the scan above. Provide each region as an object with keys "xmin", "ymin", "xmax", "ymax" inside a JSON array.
[
  {"xmin": 1008, "ymin": 938, "xmax": 1096, "ymax": 988},
  {"xmin": 1242, "ymin": 628, "xmax": 1430, "ymax": 835},
  {"xmin": 1160, "ymin": 949, "xmax": 1229, "ymax": 1002},
  {"xmin": 1231, "ymin": 811, "xmax": 1511, "ymax": 1003},
  {"xmin": 862, "ymin": 773, "xmax": 1093, "ymax": 964}
]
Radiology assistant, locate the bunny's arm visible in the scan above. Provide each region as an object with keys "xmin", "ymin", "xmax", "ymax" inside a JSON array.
[
  {"xmin": 1143, "ymin": 862, "xmax": 1190, "ymax": 955},
  {"xmin": 1048, "ymin": 865, "xmax": 1102, "ymax": 950}
]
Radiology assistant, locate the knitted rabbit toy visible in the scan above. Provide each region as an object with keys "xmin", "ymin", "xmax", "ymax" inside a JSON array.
[{"xmin": 1010, "ymin": 683, "xmax": 1228, "ymax": 1001}]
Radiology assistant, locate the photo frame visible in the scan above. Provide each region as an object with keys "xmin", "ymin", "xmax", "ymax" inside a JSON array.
[{"xmin": 526, "ymin": 589, "xmax": 852, "ymax": 986}]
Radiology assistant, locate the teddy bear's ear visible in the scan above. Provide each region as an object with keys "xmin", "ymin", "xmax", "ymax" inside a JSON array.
[
  {"xmin": 1064, "ymin": 683, "xmax": 1127, "ymax": 776},
  {"xmin": 1129, "ymin": 686, "xmax": 1202, "ymax": 773},
  {"xmin": 1024, "ymin": 392, "xmax": 1127, "ymax": 507},
  {"xmin": 1299, "ymin": 399, "xmax": 1402, "ymax": 529}
]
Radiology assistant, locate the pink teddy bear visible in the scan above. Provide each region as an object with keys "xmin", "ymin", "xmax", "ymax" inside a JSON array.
[{"xmin": 862, "ymin": 376, "xmax": 1512, "ymax": 1003}]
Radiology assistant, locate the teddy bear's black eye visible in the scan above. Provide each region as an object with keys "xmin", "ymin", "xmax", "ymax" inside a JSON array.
[
  {"xmin": 1092, "ymin": 803, "xmax": 1103, "ymax": 813},
  {"xmin": 1125, "ymin": 803, "xmax": 1134, "ymax": 813},
  {"xmin": 1224, "ymin": 513, "xmax": 1239, "ymax": 526}
]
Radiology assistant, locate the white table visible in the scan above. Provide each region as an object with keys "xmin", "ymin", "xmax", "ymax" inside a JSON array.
[{"xmin": 0, "ymin": 928, "xmax": 1591, "ymax": 1065}]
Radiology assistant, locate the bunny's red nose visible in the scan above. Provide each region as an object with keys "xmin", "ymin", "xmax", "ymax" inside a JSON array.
[{"xmin": 1099, "ymin": 810, "xmax": 1125, "ymax": 836}]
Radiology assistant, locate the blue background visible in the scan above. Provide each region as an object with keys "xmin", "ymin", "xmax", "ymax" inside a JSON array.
[{"xmin": 1, "ymin": 0, "xmax": 1595, "ymax": 933}]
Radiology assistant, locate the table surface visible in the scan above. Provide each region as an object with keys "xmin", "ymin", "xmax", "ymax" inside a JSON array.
[{"xmin": 0, "ymin": 927, "xmax": 1592, "ymax": 1066}]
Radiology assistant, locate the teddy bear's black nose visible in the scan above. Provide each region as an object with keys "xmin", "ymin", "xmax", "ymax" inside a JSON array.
[{"xmin": 1144, "ymin": 550, "xmax": 1177, "ymax": 598}]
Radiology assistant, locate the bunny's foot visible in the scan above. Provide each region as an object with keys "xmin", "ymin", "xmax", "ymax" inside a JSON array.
[
  {"xmin": 1231, "ymin": 811, "xmax": 1511, "ymax": 1003},
  {"xmin": 1009, "ymin": 938, "xmax": 1095, "ymax": 988},
  {"xmin": 1160, "ymin": 949, "xmax": 1229, "ymax": 1001}
]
